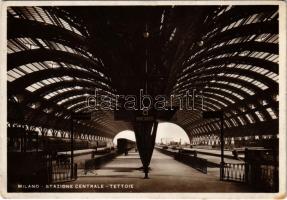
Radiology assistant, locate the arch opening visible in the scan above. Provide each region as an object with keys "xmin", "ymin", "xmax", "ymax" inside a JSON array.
[
  {"xmin": 112, "ymin": 122, "xmax": 190, "ymax": 146},
  {"xmin": 113, "ymin": 130, "xmax": 135, "ymax": 145},
  {"xmin": 155, "ymin": 122, "xmax": 190, "ymax": 145}
]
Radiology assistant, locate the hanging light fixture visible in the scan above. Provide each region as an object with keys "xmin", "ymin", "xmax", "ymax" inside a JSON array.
[
  {"xmin": 143, "ymin": 23, "xmax": 150, "ymax": 38},
  {"xmin": 197, "ymin": 40, "xmax": 204, "ymax": 47},
  {"xmin": 143, "ymin": 31, "xmax": 150, "ymax": 38}
]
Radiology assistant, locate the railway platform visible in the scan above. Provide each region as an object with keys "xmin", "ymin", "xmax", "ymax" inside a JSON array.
[{"xmin": 44, "ymin": 149, "xmax": 253, "ymax": 192}]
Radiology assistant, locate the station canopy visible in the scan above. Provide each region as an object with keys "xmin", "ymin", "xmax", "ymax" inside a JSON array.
[{"xmin": 7, "ymin": 6, "xmax": 279, "ymax": 140}]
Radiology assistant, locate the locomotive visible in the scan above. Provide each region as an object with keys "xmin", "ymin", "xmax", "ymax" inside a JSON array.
[{"xmin": 117, "ymin": 138, "xmax": 136, "ymax": 155}]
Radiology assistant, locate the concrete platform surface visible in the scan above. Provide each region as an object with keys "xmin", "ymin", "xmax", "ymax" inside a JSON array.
[{"xmin": 46, "ymin": 149, "xmax": 254, "ymax": 193}]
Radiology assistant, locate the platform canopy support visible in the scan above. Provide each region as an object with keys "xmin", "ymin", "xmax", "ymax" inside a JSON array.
[{"xmin": 134, "ymin": 121, "xmax": 158, "ymax": 179}]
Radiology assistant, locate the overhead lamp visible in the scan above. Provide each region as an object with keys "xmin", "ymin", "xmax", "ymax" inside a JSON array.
[
  {"xmin": 197, "ymin": 40, "xmax": 204, "ymax": 47},
  {"xmin": 75, "ymin": 86, "xmax": 83, "ymax": 90},
  {"xmin": 143, "ymin": 31, "xmax": 150, "ymax": 38}
]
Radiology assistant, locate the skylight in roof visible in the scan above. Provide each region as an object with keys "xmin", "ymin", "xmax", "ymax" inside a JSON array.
[
  {"xmin": 245, "ymin": 113, "xmax": 255, "ymax": 124},
  {"xmin": 169, "ymin": 27, "xmax": 177, "ymax": 41},
  {"xmin": 252, "ymin": 80, "xmax": 268, "ymax": 90},
  {"xmin": 255, "ymin": 111, "xmax": 265, "ymax": 121},
  {"xmin": 241, "ymin": 87, "xmax": 255, "ymax": 95},
  {"xmin": 204, "ymin": 100, "xmax": 221, "ymax": 110},
  {"xmin": 204, "ymin": 93, "xmax": 229, "ymax": 106},
  {"xmin": 255, "ymin": 33, "xmax": 270, "ymax": 42},
  {"xmin": 25, "ymin": 76, "xmax": 74, "ymax": 93},
  {"xmin": 250, "ymin": 66, "xmax": 269, "ymax": 75},
  {"xmin": 225, "ymin": 120, "xmax": 232, "ymax": 128},
  {"xmin": 237, "ymin": 116, "xmax": 246, "ymax": 125},
  {"xmin": 230, "ymin": 118, "xmax": 238, "ymax": 126},
  {"xmin": 266, "ymin": 108, "xmax": 277, "ymax": 119},
  {"xmin": 265, "ymin": 72, "xmax": 278, "ymax": 82},
  {"xmin": 7, "ymin": 69, "xmax": 24, "ymax": 82},
  {"xmin": 208, "ymin": 86, "xmax": 243, "ymax": 100},
  {"xmin": 19, "ymin": 65, "xmax": 35, "ymax": 73},
  {"xmin": 67, "ymin": 101, "xmax": 86, "ymax": 110},
  {"xmin": 26, "ymin": 82, "xmax": 44, "ymax": 92},
  {"xmin": 9, "ymin": 7, "xmax": 83, "ymax": 37},
  {"xmin": 57, "ymin": 94, "xmax": 83, "ymax": 105}
]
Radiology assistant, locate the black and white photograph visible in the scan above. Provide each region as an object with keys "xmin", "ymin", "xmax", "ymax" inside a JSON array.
[{"xmin": 0, "ymin": 1, "xmax": 286, "ymax": 199}]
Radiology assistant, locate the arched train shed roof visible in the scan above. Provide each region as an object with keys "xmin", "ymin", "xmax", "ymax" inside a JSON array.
[{"xmin": 7, "ymin": 6, "xmax": 279, "ymax": 140}]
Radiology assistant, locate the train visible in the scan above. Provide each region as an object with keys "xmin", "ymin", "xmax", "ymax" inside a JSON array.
[
  {"xmin": 40, "ymin": 137, "xmax": 108, "ymax": 153},
  {"xmin": 7, "ymin": 127, "xmax": 108, "ymax": 154},
  {"xmin": 117, "ymin": 138, "xmax": 136, "ymax": 154}
]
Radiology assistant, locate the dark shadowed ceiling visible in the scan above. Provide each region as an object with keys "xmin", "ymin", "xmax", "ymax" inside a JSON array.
[{"xmin": 7, "ymin": 5, "xmax": 279, "ymax": 141}]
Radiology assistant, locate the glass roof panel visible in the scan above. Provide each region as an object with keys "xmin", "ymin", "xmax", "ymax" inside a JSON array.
[
  {"xmin": 266, "ymin": 108, "xmax": 277, "ymax": 119},
  {"xmin": 255, "ymin": 111, "xmax": 265, "ymax": 121},
  {"xmin": 245, "ymin": 113, "xmax": 255, "ymax": 123},
  {"xmin": 9, "ymin": 7, "xmax": 83, "ymax": 36}
]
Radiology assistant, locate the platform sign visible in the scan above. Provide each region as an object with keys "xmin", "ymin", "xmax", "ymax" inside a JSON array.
[
  {"xmin": 135, "ymin": 115, "xmax": 155, "ymax": 122},
  {"xmin": 114, "ymin": 109, "xmax": 155, "ymax": 122},
  {"xmin": 114, "ymin": 107, "xmax": 178, "ymax": 122}
]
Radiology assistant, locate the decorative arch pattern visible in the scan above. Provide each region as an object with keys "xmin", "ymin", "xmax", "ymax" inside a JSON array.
[{"xmin": 7, "ymin": 6, "xmax": 279, "ymax": 143}]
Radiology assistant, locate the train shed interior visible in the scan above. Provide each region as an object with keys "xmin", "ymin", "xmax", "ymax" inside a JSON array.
[{"xmin": 5, "ymin": 5, "xmax": 281, "ymax": 193}]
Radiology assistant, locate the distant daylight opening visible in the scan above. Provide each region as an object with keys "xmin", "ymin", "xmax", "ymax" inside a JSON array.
[
  {"xmin": 156, "ymin": 122, "xmax": 190, "ymax": 145},
  {"xmin": 113, "ymin": 130, "xmax": 136, "ymax": 145}
]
